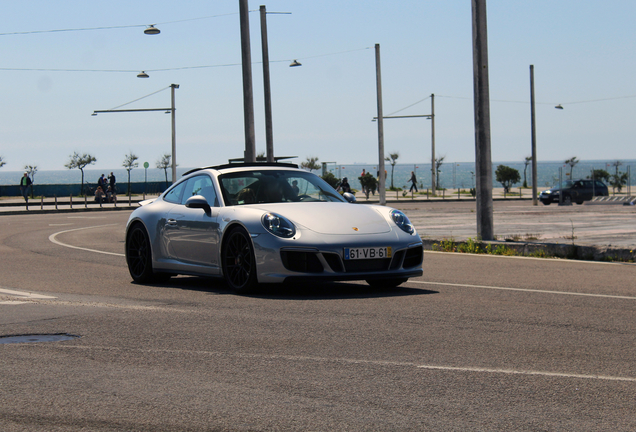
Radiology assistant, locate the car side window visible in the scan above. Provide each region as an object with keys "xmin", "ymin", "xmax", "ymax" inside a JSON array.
[
  {"xmin": 163, "ymin": 181, "xmax": 187, "ymax": 204},
  {"xmin": 181, "ymin": 175, "xmax": 218, "ymax": 206}
]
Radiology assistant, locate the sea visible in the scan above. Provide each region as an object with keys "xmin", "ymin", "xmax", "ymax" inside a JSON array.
[{"xmin": 1, "ymin": 160, "xmax": 634, "ymax": 192}]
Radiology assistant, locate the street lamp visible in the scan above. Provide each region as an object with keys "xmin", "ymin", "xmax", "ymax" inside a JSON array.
[
  {"xmin": 92, "ymin": 84, "xmax": 180, "ymax": 185},
  {"xmin": 144, "ymin": 25, "xmax": 160, "ymax": 35}
]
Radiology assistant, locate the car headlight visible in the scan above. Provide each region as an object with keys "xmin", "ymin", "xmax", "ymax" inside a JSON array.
[
  {"xmin": 261, "ymin": 212, "xmax": 296, "ymax": 238},
  {"xmin": 391, "ymin": 210, "xmax": 415, "ymax": 235}
]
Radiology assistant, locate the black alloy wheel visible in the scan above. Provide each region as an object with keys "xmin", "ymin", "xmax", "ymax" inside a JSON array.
[
  {"xmin": 222, "ymin": 227, "xmax": 257, "ymax": 293},
  {"xmin": 126, "ymin": 224, "xmax": 155, "ymax": 283}
]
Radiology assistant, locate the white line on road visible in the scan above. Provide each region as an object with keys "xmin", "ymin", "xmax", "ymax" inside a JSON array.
[
  {"xmin": 49, "ymin": 224, "xmax": 125, "ymax": 257},
  {"xmin": 0, "ymin": 288, "xmax": 56, "ymax": 299},
  {"xmin": 410, "ymin": 280, "xmax": 636, "ymax": 300},
  {"xmin": 415, "ymin": 364, "xmax": 636, "ymax": 382},
  {"xmin": 59, "ymin": 346, "xmax": 636, "ymax": 383}
]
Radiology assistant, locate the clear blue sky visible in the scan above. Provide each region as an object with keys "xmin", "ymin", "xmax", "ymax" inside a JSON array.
[{"xmin": 1, "ymin": 0, "xmax": 635, "ymax": 172}]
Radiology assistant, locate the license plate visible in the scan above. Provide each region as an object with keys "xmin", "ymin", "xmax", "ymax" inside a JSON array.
[{"xmin": 344, "ymin": 247, "xmax": 392, "ymax": 260}]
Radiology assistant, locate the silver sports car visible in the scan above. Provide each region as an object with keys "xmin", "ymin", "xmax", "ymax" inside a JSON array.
[{"xmin": 125, "ymin": 163, "xmax": 423, "ymax": 292}]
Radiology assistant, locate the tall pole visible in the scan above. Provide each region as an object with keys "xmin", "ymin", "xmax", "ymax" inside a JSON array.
[
  {"xmin": 471, "ymin": 0, "xmax": 494, "ymax": 240},
  {"xmin": 170, "ymin": 84, "xmax": 179, "ymax": 184},
  {"xmin": 375, "ymin": 44, "xmax": 386, "ymax": 206},
  {"xmin": 530, "ymin": 65, "xmax": 538, "ymax": 205},
  {"xmin": 239, "ymin": 0, "xmax": 256, "ymax": 162},
  {"xmin": 260, "ymin": 5, "xmax": 274, "ymax": 163},
  {"xmin": 431, "ymin": 93, "xmax": 436, "ymax": 194}
]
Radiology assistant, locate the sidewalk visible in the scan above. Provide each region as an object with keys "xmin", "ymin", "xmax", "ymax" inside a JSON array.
[{"xmin": 0, "ymin": 194, "xmax": 157, "ymax": 215}]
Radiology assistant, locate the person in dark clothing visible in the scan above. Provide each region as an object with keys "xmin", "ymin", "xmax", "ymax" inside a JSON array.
[
  {"xmin": 108, "ymin": 172, "xmax": 116, "ymax": 192},
  {"xmin": 338, "ymin": 177, "xmax": 351, "ymax": 193},
  {"xmin": 409, "ymin": 171, "xmax": 418, "ymax": 193},
  {"xmin": 19, "ymin": 172, "xmax": 32, "ymax": 202}
]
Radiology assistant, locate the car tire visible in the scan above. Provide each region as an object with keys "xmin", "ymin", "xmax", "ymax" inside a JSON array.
[
  {"xmin": 542, "ymin": 201, "xmax": 550, "ymax": 205},
  {"xmin": 222, "ymin": 226, "xmax": 258, "ymax": 293},
  {"xmin": 366, "ymin": 278, "xmax": 408, "ymax": 288},
  {"xmin": 126, "ymin": 223, "xmax": 156, "ymax": 283}
]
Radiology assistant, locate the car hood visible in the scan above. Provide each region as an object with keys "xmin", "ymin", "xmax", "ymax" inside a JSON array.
[{"xmin": 249, "ymin": 202, "xmax": 392, "ymax": 235}]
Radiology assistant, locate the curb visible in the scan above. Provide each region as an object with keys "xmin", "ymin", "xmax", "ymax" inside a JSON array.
[{"xmin": 421, "ymin": 238, "xmax": 636, "ymax": 263}]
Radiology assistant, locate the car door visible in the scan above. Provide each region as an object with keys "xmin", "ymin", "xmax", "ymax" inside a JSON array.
[
  {"xmin": 569, "ymin": 181, "xmax": 584, "ymax": 202},
  {"xmin": 160, "ymin": 179, "xmax": 188, "ymax": 260},
  {"xmin": 165, "ymin": 175, "xmax": 221, "ymax": 272},
  {"xmin": 581, "ymin": 181, "xmax": 594, "ymax": 200}
]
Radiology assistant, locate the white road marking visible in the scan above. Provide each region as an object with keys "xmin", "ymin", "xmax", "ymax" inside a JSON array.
[
  {"xmin": 410, "ymin": 280, "xmax": 636, "ymax": 300},
  {"xmin": 0, "ymin": 288, "xmax": 56, "ymax": 299},
  {"xmin": 49, "ymin": 223, "xmax": 74, "ymax": 226},
  {"xmin": 49, "ymin": 224, "xmax": 125, "ymax": 257},
  {"xmin": 415, "ymin": 364, "xmax": 636, "ymax": 382},
  {"xmin": 0, "ymin": 301, "xmax": 30, "ymax": 305},
  {"xmin": 60, "ymin": 346, "xmax": 636, "ymax": 383}
]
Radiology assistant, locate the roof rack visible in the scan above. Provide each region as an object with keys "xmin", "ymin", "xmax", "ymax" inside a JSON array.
[
  {"xmin": 228, "ymin": 156, "xmax": 297, "ymax": 163},
  {"xmin": 182, "ymin": 161, "xmax": 299, "ymax": 176}
]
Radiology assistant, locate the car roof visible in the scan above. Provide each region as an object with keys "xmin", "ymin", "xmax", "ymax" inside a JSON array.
[{"xmin": 182, "ymin": 162, "xmax": 300, "ymax": 177}]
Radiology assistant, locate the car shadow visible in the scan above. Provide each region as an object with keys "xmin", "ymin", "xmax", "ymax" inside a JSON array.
[{"xmin": 149, "ymin": 276, "xmax": 438, "ymax": 300}]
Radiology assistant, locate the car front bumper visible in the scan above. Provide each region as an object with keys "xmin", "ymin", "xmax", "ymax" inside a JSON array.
[{"xmin": 251, "ymin": 229, "xmax": 424, "ymax": 284}]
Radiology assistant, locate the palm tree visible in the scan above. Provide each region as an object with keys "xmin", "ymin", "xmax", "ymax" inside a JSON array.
[
  {"xmin": 156, "ymin": 153, "xmax": 172, "ymax": 188},
  {"xmin": 523, "ymin": 156, "xmax": 531, "ymax": 188},
  {"xmin": 435, "ymin": 156, "xmax": 445, "ymax": 189},
  {"xmin": 65, "ymin": 152, "xmax": 97, "ymax": 195},
  {"xmin": 122, "ymin": 152, "xmax": 139, "ymax": 196},
  {"xmin": 565, "ymin": 157, "xmax": 579, "ymax": 177},
  {"xmin": 301, "ymin": 157, "xmax": 320, "ymax": 172},
  {"xmin": 385, "ymin": 152, "xmax": 399, "ymax": 189}
]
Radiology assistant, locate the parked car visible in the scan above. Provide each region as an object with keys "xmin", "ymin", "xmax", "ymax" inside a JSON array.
[
  {"xmin": 125, "ymin": 162, "xmax": 424, "ymax": 292},
  {"xmin": 539, "ymin": 179, "xmax": 608, "ymax": 205}
]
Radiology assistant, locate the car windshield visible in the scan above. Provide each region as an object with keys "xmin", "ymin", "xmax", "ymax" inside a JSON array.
[{"xmin": 218, "ymin": 169, "xmax": 346, "ymax": 206}]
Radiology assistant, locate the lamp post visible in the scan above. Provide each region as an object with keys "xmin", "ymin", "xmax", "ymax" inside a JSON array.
[
  {"xmin": 530, "ymin": 65, "xmax": 538, "ymax": 206},
  {"xmin": 239, "ymin": 0, "xmax": 256, "ymax": 163},
  {"xmin": 92, "ymin": 84, "xmax": 179, "ymax": 184},
  {"xmin": 374, "ymin": 44, "xmax": 386, "ymax": 206},
  {"xmin": 260, "ymin": 5, "xmax": 274, "ymax": 163},
  {"xmin": 472, "ymin": 0, "xmax": 494, "ymax": 240},
  {"xmin": 260, "ymin": 6, "xmax": 293, "ymax": 163}
]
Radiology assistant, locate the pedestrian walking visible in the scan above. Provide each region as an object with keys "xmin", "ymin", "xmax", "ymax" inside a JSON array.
[
  {"xmin": 19, "ymin": 172, "xmax": 32, "ymax": 202},
  {"xmin": 360, "ymin": 169, "xmax": 367, "ymax": 195},
  {"xmin": 409, "ymin": 171, "xmax": 418, "ymax": 193}
]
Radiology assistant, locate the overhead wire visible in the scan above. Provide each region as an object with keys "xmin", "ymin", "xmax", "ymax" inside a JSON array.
[
  {"xmin": 0, "ymin": 12, "xmax": 238, "ymax": 36},
  {"xmin": 108, "ymin": 86, "xmax": 171, "ymax": 111}
]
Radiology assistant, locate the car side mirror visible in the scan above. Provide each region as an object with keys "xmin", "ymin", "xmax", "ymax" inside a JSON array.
[
  {"xmin": 185, "ymin": 195, "xmax": 211, "ymax": 213},
  {"xmin": 343, "ymin": 192, "xmax": 356, "ymax": 203}
]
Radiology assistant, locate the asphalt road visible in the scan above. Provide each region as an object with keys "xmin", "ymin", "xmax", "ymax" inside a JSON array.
[{"xmin": 1, "ymin": 210, "xmax": 636, "ymax": 431}]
